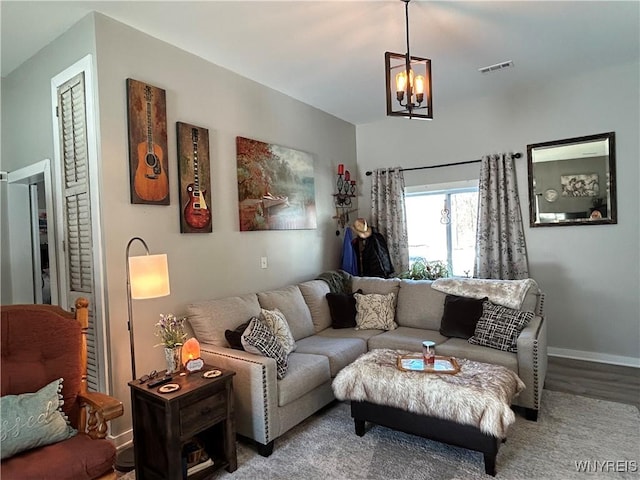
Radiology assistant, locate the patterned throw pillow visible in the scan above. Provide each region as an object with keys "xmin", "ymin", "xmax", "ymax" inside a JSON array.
[
  {"xmin": 260, "ymin": 308, "xmax": 297, "ymax": 355},
  {"xmin": 241, "ymin": 317, "xmax": 289, "ymax": 379},
  {"xmin": 468, "ymin": 301, "xmax": 534, "ymax": 353},
  {"xmin": 0, "ymin": 378, "xmax": 77, "ymax": 460},
  {"xmin": 353, "ymin": 292, "xmax": 398, "ymax": 331}
]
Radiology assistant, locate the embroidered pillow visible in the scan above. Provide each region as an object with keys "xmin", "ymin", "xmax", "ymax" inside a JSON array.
[
  {"xmin": 353, "ymin": 292, "xmax": 397, "ymax": 331},
  {"xmin": 0, "ymin": 378, "xmax": 77, "ymax": 460},
  {"xmin": 224, "ymin": 319, "xmax": 253, "ymax": 350},
  {"xmin": 259, "ymin": 308, "xmax": 297, "ymax": 355},
  {"xmin": 325, "ymin": 289, "xmax": 363, "ymax": 329},
  {"xmin": 241, "ymin": 317, "xmax": 289, "ymax": 379},
  {"xmin": 468, "ymin": 301, "xmax": 534, "ymax": 353},
  {"xmin": 439, "ymin": 295, "xmax": 488, "ymax": 339}
]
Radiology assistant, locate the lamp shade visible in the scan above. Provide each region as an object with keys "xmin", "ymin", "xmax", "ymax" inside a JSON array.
[{"xmin": 128, "ymin": 254, "xmax": 170, "ymax": 299}]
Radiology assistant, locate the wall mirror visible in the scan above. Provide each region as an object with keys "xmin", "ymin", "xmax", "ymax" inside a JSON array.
[{"xmin": 527, "ymin": 132, "xmax": 617, "ymax": 227}]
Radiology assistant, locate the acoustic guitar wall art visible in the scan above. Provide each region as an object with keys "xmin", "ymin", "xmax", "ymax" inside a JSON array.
[
  {"xmin": 177, "ymin": 122, "xmax": 212, "ymax": 233},
  {"xmin": 126, "ymin": 79, "xmax": 170, "ymax": 205}
]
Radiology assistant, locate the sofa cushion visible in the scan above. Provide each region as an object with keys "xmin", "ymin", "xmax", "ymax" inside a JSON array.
[
  {"xmin": 0, "ymin": 433, "xmax": 116, "ymax": 480},
  {"xmin": 316, "ymin": 327, "xmax": 384, "ymax": 342},
  {"xmin": 224, "ymin": 319, "xmax": 253, "ymax": 350},
  {"xmin": 1, "ymin": 378, "xmax": 77, "ymax": 460},
  {"xmin": 260, "ymin": 308, "xmax": 297, "ymax": 355},
  {"xmin": 277, "ymin": 353, "xmax": 331, "ymax": 407},
  {"xmin": 325, "ymin": 289, "xmax": 363, "ymax": 329},
  {"xmin": 258, "ymin": 286, "xmax": 315, "ymax": 341},
  {"xmin": 468, "ymin": 301, "xmax": 534, "ymax": 353},
  {"xmin": 435, "ymin": 337, "xmax": 518, "ymax": 373},
  {"xmin": 295, "ymin": 336, "xmax": 367, "ymax": 377},
  {"xmin": 351, "ymin": 277, "xmax": 400, "ymax": 298},
  {"xmin": 187, "ymin": 293, "xmax": 261, "ymax": 347},
  {"xmin": 367, "ymin": 326, "xmax": 448, "ymax": 352},
  {"xmin": 354, "ymin": 292, "xmax": 397, "ymax": 331},
  {"xmin": 241, "ymin": 318, "xmax": 289, "ymax": 379},
  {"xmin": 298, "ymin": 280, "xmax": 332, "ymax": 333},
  {"xmin": 396, "ymin": 279, "xmax": 447, "ymax": 330},
  {"xmin": 439, "ymin": 294, "xmax": 488, "ymax": 339}
]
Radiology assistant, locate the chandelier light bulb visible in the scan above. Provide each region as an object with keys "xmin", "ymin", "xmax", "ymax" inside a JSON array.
[{"xmin": 396, "ymin": 71, "xmax": 407, "ymax": 92}]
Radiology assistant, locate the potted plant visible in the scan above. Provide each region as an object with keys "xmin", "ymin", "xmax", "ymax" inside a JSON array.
[
  {"xmin": 399, "ymin": 258, "xmax": 450, "ymax": 280},
  {"xmin": 155, "ymin": 313, "xmax": 188, "ymax": 374}
]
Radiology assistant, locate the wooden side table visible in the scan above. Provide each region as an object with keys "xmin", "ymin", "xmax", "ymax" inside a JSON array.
[{"xmin": 129, "ymin": 366, "xmax": 237, "ymax": 479}]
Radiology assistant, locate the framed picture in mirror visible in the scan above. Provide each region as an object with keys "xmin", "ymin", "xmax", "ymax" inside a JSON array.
[{"xmin": 527, "ymin": 132, "xmax": 617, "ymax": 227}]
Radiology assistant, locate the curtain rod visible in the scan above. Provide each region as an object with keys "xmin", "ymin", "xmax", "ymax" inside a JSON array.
[{"xmin": 364, "ymin": 152, "xmax": 522, "ymax": 176}]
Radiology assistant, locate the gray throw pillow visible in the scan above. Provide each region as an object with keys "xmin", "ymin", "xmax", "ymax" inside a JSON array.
[{"xmin": 0, "ymin": 378, "xmax": 77, "ymax": 460}]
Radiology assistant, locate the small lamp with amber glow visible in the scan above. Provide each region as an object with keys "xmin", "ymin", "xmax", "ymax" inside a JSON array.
[{"xmin": 182, "ymin": 337, "xmax": 204, "ymax": 373}]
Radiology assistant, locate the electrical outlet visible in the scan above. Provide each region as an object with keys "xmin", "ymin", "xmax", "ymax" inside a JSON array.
[{"xmin": 261, "ymin": 257, "xmax": 268, "ymax": 269}]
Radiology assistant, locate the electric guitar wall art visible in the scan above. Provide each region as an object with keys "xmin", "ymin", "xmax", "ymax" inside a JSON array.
[
  {"xmin": 126, "ymin": 79, "xmax": 170, "ymax": 205},
  {"xmin": 177, "ymin": 122, "xmax": 212, "ymax": 233}
]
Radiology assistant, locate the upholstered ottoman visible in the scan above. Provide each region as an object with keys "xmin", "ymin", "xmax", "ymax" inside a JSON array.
[{"xmin": 332, "ymin": 349, "xmax": 525, "ymax": 476}]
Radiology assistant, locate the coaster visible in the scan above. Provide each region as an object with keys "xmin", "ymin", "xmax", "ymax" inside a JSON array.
[
  {"xmin": 158, "ymin": 383, "xmax": 180, "ymax": 394},
  {"xmin": 203, "ymin": 369, "xmax": 222, "ymax": 379}
]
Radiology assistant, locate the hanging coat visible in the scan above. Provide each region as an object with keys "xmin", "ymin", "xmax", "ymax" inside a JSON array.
[
  {"xmin": 353, "ymin": 228, "xmax": 394, "ymax": 278},
  {"xmin": 341, "ymin": 227, "xmax": 358, "ymax": 276}
]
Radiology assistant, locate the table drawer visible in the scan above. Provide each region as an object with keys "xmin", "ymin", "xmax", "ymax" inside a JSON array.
[{"xmin": 180, "ymin": 391, "xmax": 226, "ymax": 438}]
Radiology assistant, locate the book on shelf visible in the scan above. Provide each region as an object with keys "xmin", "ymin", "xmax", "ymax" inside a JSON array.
[{"xmin": 187, "ymin": 458, "xmax": 214, "ymax": 475}]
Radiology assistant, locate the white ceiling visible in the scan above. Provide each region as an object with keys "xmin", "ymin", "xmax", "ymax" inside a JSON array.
[{"xmin": 2, "ymin": 1, "xmax": 639, "ymax": 125}]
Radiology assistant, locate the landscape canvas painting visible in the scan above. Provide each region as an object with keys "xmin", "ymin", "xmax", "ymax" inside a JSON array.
[
  {"xmin": 236, "ymin": 137, "xmax": 316, "ymax": 231},
  {"xmin": 560, "ymin": 173, "xmax": 599, "ymax": 197}
]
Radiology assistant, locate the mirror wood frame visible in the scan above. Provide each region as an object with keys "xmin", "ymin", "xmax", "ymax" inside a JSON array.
[{"xmin": 527, "ymin": 132, "xmax": 617, "ymax": 227}]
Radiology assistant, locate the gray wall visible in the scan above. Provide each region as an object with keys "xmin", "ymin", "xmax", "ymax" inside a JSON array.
[{"xmin": 357, "ymin": 60, "xmax": 640, "ymax": 365}]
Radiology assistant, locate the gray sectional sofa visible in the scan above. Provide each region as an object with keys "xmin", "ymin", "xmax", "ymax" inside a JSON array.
[{"xmin": 186, "ymin": 275, "xmax": 546, "ymax": 456}]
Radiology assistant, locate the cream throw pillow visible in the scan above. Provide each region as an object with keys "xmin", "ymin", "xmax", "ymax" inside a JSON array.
[
  {"xmin": 354, "ymin": 292, "xmax": 398, "ymax": 331},
  {"xmin": 260, "ymin": 308, "xmax": 297, "ymax": 354}
]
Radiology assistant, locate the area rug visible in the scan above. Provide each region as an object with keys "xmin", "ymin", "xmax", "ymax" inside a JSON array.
[{"xmin": 120, "ymin": 390, "xmax": 639, "ymax": 479}]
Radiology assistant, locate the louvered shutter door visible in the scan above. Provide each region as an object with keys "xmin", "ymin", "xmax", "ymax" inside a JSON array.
[{"xmin": 57, "ymin": 73, "xmax": 99, "ymax": 391}]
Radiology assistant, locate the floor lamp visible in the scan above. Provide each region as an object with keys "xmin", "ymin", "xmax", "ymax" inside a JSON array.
[{"xmin": 115, "ymin": 236, "xmax": 171, "ymax": 472}]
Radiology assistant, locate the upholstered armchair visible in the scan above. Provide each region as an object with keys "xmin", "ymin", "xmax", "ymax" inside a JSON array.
[{"xmin": 1, "ymin": 298, "xmax": 123, "ymax": 480}]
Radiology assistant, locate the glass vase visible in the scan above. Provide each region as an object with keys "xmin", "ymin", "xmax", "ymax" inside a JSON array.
[{"xmin": 164, "ymin": 345, "xmax": 182, "ymax": 374}]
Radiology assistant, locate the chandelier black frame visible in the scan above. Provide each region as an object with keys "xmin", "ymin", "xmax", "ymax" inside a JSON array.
[{"xmin": 385, "ymin": 0, "xmax": 433, "ymax": 120}]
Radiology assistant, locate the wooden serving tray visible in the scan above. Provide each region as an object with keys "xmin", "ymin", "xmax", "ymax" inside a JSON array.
[{"xmin": 396, "ymin": 354, "xmax": 460, "ymax": 375}]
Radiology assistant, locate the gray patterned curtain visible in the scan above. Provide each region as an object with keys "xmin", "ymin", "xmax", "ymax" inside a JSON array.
[
  {"xmin": 474, "ymin": 153, "xmax": 529, "ymax": 279},
  {"xmin": 370, "ymin": 167, "xmax": 409, "ymax": 276}
]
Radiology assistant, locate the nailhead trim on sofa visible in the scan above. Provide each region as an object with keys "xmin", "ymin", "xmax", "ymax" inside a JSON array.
[{"xmin": 201, "ymin": 348, "xmax": 271, "ymax": 443}]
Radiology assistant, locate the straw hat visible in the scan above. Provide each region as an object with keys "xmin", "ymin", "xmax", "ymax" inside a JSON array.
[{"xmin": 352, "ymin": 218, "xmax": 372, "ymax": 239}]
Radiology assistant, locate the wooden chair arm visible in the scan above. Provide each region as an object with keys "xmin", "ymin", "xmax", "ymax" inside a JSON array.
[{"xmin": 78, "ymin": 392, "xmax": 124, "ymax": 439}]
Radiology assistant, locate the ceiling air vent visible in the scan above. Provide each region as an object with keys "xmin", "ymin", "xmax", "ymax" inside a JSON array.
[{"xmin": 478, "ymin": 61, "xmax": 514, "ymax": 74}]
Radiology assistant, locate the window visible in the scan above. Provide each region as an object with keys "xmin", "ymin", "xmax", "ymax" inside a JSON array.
[{"xmin": 405, "ymin": 183, "xmax": 478, "ymax": 277}]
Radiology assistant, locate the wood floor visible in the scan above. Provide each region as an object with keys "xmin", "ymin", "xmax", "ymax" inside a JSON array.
[{"xmin": 544, "ymin": 356, "xmax": 640, "ymax": 409}]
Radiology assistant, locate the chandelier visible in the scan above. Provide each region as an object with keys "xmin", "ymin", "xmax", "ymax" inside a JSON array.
[{"xmin": 385, "ymin": 0, "xmax": 433, "ymax": 120}]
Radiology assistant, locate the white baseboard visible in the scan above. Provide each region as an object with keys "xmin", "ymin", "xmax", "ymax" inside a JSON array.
[
  {"xmin": 109, "ymin": 428, "xmax": 133, "ymax": 449},
  {"xmin": 548, "ymin": 347, "xmax": 640, "ymax": 368}
]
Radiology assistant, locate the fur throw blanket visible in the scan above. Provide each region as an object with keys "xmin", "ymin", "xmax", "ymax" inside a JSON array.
[
  {"xmin": 332, "ymin": 349, "xmax": 525, "ymax": 438},
  {"xmin": 431, "ymin": 277, "xmax": 538, "ymax": 310}
]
